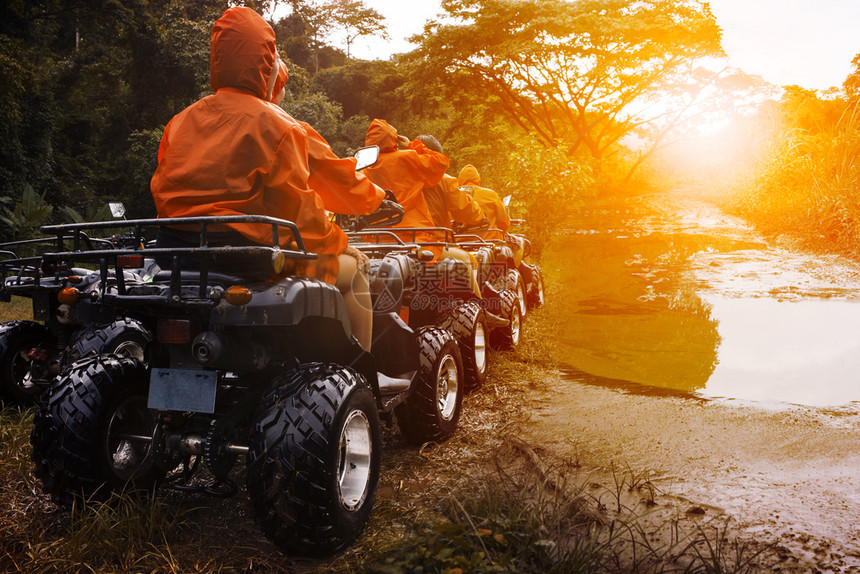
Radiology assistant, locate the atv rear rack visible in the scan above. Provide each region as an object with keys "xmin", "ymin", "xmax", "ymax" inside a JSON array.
[
  {"xmin": 36, "ymin": 215, "xmax": 317, "ymax": 304},
  {"xmin": 347, "ymin": 227, "xmax": 456, "ymax": 251},
  {"xmin": 0, "ymin": 233, "xmax": 116, "ymax": 301}
]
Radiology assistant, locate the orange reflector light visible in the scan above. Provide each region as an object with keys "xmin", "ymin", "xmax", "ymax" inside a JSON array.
[
  {"xmin": 225, "ymin": 285, "xmax": 252, "ymax": 306},
  {"xmin": 116, "ymin": 254, "xmax": 144, "ymax": 268},
  {"xmin": 68, "ymin": 275, "xmax": 82, "ymax": 284},
  {"xmin": 157, "ymin": 319, "xmax": 191, "ymax": 344},
  {"xmin": 57, "ymin": 287, "xmax": 79, "ymax": 304},
  {"xmin": 272, "ymin": 251, "xmax": 286, "ymax": 274}
]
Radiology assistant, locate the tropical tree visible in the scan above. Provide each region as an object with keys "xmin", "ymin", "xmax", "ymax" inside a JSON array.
[
  {"xmin": 844, "ymin": 53, "xmax": 860, "ymax": 102},
  {"xmin": 408, "ymin": 0, "xmax": 729, "ymax": 168},
  {"xmin": 323, "ymin": 0, "xmax": 388, "ymax": 59}
]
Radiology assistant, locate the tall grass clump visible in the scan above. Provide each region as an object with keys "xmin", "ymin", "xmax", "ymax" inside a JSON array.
[
  {"xmin": 729, "ymin": 96, "xmax": 860, "ymax": 255},
  {"xmin": 365, "ymin": 441, "xmax": 767, "ymax": 574}
]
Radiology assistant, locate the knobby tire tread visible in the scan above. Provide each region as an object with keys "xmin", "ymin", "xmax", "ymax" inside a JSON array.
[
  {"xmin": 491, "ymin": 289, "xmax": 521, "ymax": 350},
  {"xmin": 30, "ymin": 355, "xmax": 154, "ymax": 505},
  {"xmin": 440, "ymin": 302, "xmax": 487, "ymax": 392},
  {"xmin": 63, "ymin": 317, "xmax": 152, "ymax": 371},
  {"xmin": 396, "ymin": 326, "xmax": 463, "ymax": 444},
  {"xmin": 246, "ymin": 362, "xmax": 380, "ymax": 557}
]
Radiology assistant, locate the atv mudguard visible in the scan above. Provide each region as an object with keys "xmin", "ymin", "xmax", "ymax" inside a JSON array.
[{"xmin": 209, "ymin": 276, "xmax": 351, "ymax": 338}]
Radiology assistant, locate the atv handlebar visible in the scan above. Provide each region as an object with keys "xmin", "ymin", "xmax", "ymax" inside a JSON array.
[{"xmin": 334, "ymin": 200, "xmax": 405, "ymax": 233}]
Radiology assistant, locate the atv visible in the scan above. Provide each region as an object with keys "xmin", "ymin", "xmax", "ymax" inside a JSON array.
[
  {"xmin": 0, "ymin": 227, "xmax": 155, "ymax": 403},
  {"xmin": 341, "ymin": 223, "xmax": 519, "ymax": 394},
  {"xmin": 30, "ymin": 209, "xmax": 465, "ymax": 556}
]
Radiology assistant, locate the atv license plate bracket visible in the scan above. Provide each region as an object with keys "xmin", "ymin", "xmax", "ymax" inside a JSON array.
[{"xmin": 148, "ymin": 368, "xmax": 217, "ymax": 413}]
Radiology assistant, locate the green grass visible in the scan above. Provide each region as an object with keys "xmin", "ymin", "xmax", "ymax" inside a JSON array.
[{"xmin": 0, "ymin": 296, "xmax": 33, "ymax": 323}]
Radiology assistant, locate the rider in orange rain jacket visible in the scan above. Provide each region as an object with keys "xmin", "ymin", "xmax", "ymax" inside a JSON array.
[
  {"xmin": 362, "ymin": 119, "xmax": 449, "ymax": 247},
  {"xmin": 150, "ymin": 7, "xmax": 385, "ymax": 350},
  {"xmin": 415, "ymin": 135, "xmax": 486, "ymax": 230},
  {"xmin": 150, "ymin": 7, "xmax": 384, "ymax": 286},
  {"xmin": 457, "ymin": 164, "xmax": 511, "ymax": 240}
]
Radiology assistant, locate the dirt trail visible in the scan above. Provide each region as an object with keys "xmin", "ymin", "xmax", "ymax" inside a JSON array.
[{"xmin": 523, "ymin": 188, "xmax": 860, "ymax": 572}]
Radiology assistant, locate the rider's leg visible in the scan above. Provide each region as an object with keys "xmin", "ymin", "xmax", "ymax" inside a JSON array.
[
  {"xmin": 510, "ymin": 235, "xmax": 524, "ymax": 267},
  {"xmin": 439, "ymin": 246, "xmax": 481, "ymax": 298},
  {"xmin": 336, "ymin": 249, "xmax": 372, "ymax": 351}
]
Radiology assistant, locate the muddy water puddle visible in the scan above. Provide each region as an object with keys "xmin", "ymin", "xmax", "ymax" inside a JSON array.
[{"xmin": 545, "ymin": 191, "xmax": 860, "ymax": 409}]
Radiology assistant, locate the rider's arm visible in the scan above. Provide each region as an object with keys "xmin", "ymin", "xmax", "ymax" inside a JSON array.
[
  {"xmin": 494, "ymin": 193, "xmax": 511, "ymax": 231},
  {"xmin": 300, "ymin": 121, "xmax": 385, "ymax": 215},
  {"xmin": 443, "ymin": 176, "xmax": 485, "ymax": 225},
  {"xmin": 405, "ymin": 139, "xmax": 449, "ymax": 188}
]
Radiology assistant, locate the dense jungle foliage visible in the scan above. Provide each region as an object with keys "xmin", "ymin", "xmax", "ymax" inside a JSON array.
[
  {"xmin": 3, "ymin": 0, "xmax": 858, "ymax": 257},
  {"xmin": 0, "ymin": 0, "xmax": 742, "ymax": 250}
]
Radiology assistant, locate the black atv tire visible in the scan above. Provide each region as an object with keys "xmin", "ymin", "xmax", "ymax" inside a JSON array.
[
  {"xmin": 507, "ymin": 267, "xmax": 528, "ymax": 319},
  {"xmin": 63, "ymin": 317, "xmax": 152, "ymax": 370},
  {"xmin": 525, "ymin": 265, "xmax": 545, "ymax": 309},
  {"xmin": 396, "ymin": 327, "xmax": 464, "ymax": 444},
  {"xmin": 490, "ymin": 289, "xmax": 522, "ymax": 351},
  {"xmin": 30, "ymin": 355, "xmax": 162, "ymax": 504},
  {"xmin": 246, "ymin": 363, "xmax": 381, "ymax": 557},
  {"xmin": 0, "ymin": 320, "xmax": 51, "ymax": 403},
  {"xmin": 440, "ymin": 302, "xmax": 488, "ymax": 393}
]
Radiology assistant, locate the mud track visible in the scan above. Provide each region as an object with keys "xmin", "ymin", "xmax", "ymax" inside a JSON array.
[{"xmin": 525, "ymin": 188, "xmax": 860, "ymax": 572}]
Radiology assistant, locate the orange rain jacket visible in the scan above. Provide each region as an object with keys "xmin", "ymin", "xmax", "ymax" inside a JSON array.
[
  {"xmin": 424, "ymin": 174, "xmax": 486, "ymax": 229},
  {"xmin": 150, "ymin": 7, "xmax": 384, "ymax": 283},
  {"xmin": 362, "ymin": 119, "xmax": 449, "ymax": 245},
  {"xmin": 458, "ymin": 165, "xmax": 510, "ymax": 238}
]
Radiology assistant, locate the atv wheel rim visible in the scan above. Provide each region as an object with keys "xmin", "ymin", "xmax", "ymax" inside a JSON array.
[
  {"xmin": 474, "ymin": 323, "xmax": 487, "ymax": 374},
  {"xmin": 517, "ymin": 283, "xmax": 527, "ymax": 316},
  {"xmin": 437, "ymin": 354, "xmax": 459, "ymax": 421},
  {"xmin": 105, "ymin": 395, "xmax": 156, "ymax": 481},
  {"xmin": 338, "ymin": 409, "xmax": 373, "ymax": 511},
  {"xmin": 113, "ymin": 340, "xmax": 145, "ymax": 361},
  {"xmin": 511, "ymin": 308, "xmax": 522, "ymax": 346}
]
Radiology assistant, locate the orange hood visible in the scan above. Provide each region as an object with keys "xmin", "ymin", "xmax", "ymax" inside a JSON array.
[
  {"xmin": 210, "ymin": 7, "xmax": 277, "ymax": 99},
  {"xmin": 364, "ymin": 119, "xmax": 398, "ymax": 152},
  {"xmin": 271, "ymin": 59, "xmax": 288, "ymax": 101},
  {"xmin": 458, "ymin": 164, "xmax": 481, "ymax": 186}
]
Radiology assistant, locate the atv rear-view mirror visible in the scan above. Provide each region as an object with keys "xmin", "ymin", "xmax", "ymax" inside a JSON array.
[
  {"xmin": 354, "ymin": 145, "xmax": 380, "ymax": 171},
  {"xmin": 108, "ymin": 202, "xmax": 126, "ymax": 219}
]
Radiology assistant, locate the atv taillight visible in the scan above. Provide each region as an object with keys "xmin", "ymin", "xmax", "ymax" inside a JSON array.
[
  {"xmin": 57, "ymin": 287, "xmax": 79, "ymax": 304},
  {"xmin": 116, "ymin": 254, "xmax": 144, "ymax": 268},
  {"xmin": 225, "ymin": 285, "xmax": 252, "ymax": 306},
  {"xmin": 68, "ymin": 275, "xmax": 82, "ymax": 284},
  {"xmin": 157, "ymin": 319, "xmax": 191, "ymax": 344}
]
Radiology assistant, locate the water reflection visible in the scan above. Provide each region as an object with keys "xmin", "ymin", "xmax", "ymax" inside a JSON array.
[
  {"xmin": 547, "ymin": 194, "xmax": 860, "ymax": 407},
  {"xmin": 545, "ymin": 202, "xmax": 721, "ymax": 393}
]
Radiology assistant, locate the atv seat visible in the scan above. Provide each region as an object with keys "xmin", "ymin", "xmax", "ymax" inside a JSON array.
[
  {"xmin": 154, "ymin": 227, "xmax": 274, "ymax": 282},
  {"xmin": 151, "ymin": 270, "xmax": 246, "ymax": 286}
]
